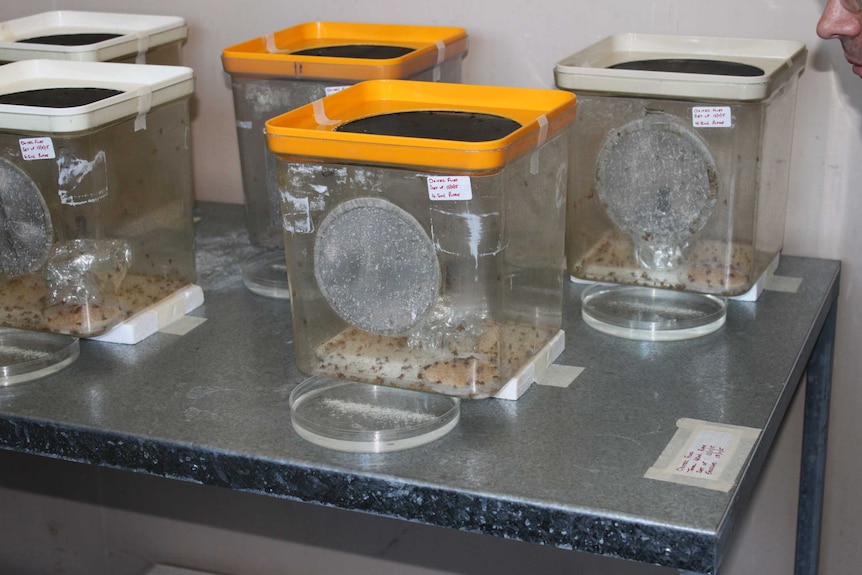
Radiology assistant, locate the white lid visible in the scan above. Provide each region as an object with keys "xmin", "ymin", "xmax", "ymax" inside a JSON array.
[
  {"xmin": 0, "ymin": 11, "xmax": 187, "ymax": 62},
  {"xmin": 0, "ymin": 59, "xmax": 194, "ymax": 133},
  {"xmin": 555, "ymin": 33, "xmax": 807, "ymax": 101}
]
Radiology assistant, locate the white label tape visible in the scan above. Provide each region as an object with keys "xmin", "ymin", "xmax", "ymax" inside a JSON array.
[
  {"xmin": 312, "ymin": 99, "xmax": 339, "ymax": 126},
  {"xmin": 644, "ymin": 418, "xmax": 760, "ymax": 492}
]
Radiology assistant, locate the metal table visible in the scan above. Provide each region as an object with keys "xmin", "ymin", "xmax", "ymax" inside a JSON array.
[{"xmin": 0, "ymin": 202, "xmax": 839, "ymax": 574}]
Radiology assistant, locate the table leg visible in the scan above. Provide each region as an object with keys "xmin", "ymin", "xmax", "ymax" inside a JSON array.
[{"xmin": 794, "ymin": 297, "xmax": 837, "ymax": 575}]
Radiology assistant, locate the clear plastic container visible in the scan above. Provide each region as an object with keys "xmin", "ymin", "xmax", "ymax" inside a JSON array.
[
  {"xmin": 222, "ymin": 22, "xmax": 469, "ymax": 252},
  {"xmin": 555, "ymin": 34, "xmax": 806, "ymax": 297},
  {"xmin": 0, "ymin": 60, "xmax": 196, "ymax": 337},
  {"xmin": 0, "ymin": 11, "xmax": 187, "ymax": 65},
  {"xmin": 266, "ymin": 80, "xmax": 576, "ymax": 399}
]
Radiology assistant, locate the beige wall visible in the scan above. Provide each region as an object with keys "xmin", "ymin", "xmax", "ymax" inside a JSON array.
[{"xmin": 1, "ymin": 1, "xmax": 859, "ymax": 574}]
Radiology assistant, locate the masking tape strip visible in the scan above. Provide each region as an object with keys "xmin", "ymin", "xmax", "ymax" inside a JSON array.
[
  {"xmin": 134, "ymin": 88, "xmax": 153, "ymax": 132},
  {"xmin": 644, "ymin": 418, "xmax": 761, "ymax": 492},
  {"xmin": 160, "ymin": 315, "xmax": 207, "ymax": 336},
  {"xmin": 264, "ymin": 33, "xmax": 278, "ymax": 54},
  {"xmin": 312, "ymin": 99, "xmax": 340, "ymax": 126},
  {"xmin": 135, "ymin": 32, "xmax": 150, "ymax": 64},
  {"xmin": 433, "ymin": 40, "xmax": 445, "ymax": 82},
  {"xmin": 535, "ymin": 364, "xmax": 584, "ymax": 388},
  {"xmin": 530, "ymin": 115, "xmax": 549, "ymax": 175},
  {"xmin": 765, "ymin": 275, "xmax": 803, "ymax": 294}
]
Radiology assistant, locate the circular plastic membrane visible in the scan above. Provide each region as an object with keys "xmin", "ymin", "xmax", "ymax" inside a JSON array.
[
  {"xmin": 289, "ymin": 376, "xmax": 460, "ymax": 453},
  {"xmin": 0, "ymin": 158, "xmax": 52, "ymax": 277},
  {"xmin": 580, "ymin": 283, "xmax": 726, "ymax": 341},
  {"xmin": 242, "ymin": 250, "xmax": 291, "ymax": 300},
  {"xmin": 314, "ymin": 197, "xmax": 440, "ymax": 336},
  {"xmin": 595, "ymin": 113, "xmax": 718, "ymax": 245},
  {"xmin": 0, "ymin": 327, "xmax": 79, "ymax": 386}
]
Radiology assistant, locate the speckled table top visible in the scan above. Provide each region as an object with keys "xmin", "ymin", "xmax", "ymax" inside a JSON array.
[{"xmin": 0, "ymin": 202, "xmax": 841, "ymax": 575}]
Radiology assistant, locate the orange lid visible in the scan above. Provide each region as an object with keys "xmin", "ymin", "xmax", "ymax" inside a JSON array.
[
  {"xmin": 222, "ymin": 22, "xmax": 468, "ymax": 81},
  {"xmin": 265, "ymin": 80, "xmax": 577, "ymax": 173}
]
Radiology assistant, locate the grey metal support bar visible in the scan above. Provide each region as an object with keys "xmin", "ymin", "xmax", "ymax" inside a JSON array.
[{"xmin": 795, "ymin": 292, "xmax": 839, "ymax": 575}]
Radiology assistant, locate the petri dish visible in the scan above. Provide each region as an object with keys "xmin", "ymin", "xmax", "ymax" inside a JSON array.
[
  {"xmin": 0, "ymin": 327, "xmax": 79, "ymax": 386},
  {"xmin": 242, "ymin": 249, "xmax": 291, "ymax": 299},
  {"xmin": 289, "ymin": 376, "xmax": 460, "ymax": 452},
  {"xmin": 581, "ymin": 283, "xmax": 726, "ymax": 341}
]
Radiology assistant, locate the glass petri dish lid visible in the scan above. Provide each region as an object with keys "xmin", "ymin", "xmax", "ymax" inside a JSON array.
[
  {"xmin": 289, "ymin": 376, "xmax": 460, "ymax": 452},
  {"xmin": 242, "ymin": 249, "xmax": 291, "ymax": 300},
  {"xmin": 581, "ymin": 283, "xmax": 726, "ymax": 341},
  {"xmin": 0, "ymin": 327, "xmax": 79, "ymax": 386}
]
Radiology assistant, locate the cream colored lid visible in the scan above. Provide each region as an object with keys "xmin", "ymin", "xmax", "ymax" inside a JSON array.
[
  {"xmin": 0, "ymin": 59, "xmax": 194, "ymax": 133},
  {"xmin": 0, "ymin": 11, "xmax": 187, "ymax": 62},
  {"xmin": 555, "ymin": 33, "xmax": 807, "ymax": 101}
]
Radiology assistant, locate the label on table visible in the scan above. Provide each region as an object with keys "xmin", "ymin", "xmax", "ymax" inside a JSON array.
[{"xmin": 644, "ymin": 418, "xmax": 760, "ymax": 492}]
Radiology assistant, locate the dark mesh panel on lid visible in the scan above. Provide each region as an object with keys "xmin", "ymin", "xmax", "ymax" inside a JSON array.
[
  {"xmin": 16, "ymin": 33, "xmax": 123, "ymax": 46},
  {"xmin": 335, "ymin": 111, "xmax": 522, "ymax": 142},
  {"xmin": 609, "ymin": 59, "xmax": 765, "ymax": 77},
  {"xmin": 291, "ymin": 45, "xmax": 414, "ymax": 59},
  {"xmin": 0, "ymin": 88, "xmax": 123, "ymax": 108}
]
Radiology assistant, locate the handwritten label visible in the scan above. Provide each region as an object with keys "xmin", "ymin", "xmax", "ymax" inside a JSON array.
[
  {"xmin": 644, "ymin": 418, "xmax": 760, "ymax": 492},
  {"xmin": 692, "ymin": 106, "xmax": 732, "ymax": 128},
  {"xmin": 19, "ymin": 137, "xmax": 56, "ymax": 161},
  {"xmin": 324, "ymin": 85, "xmax": 350, "ymax": 96},
  {"xmin": 672, "ymin": 428, "xmax": 733, "ymax": 478},
  {"xmin": 427, "ymin": 176, "xmax": 472, "ymax": 201}
]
